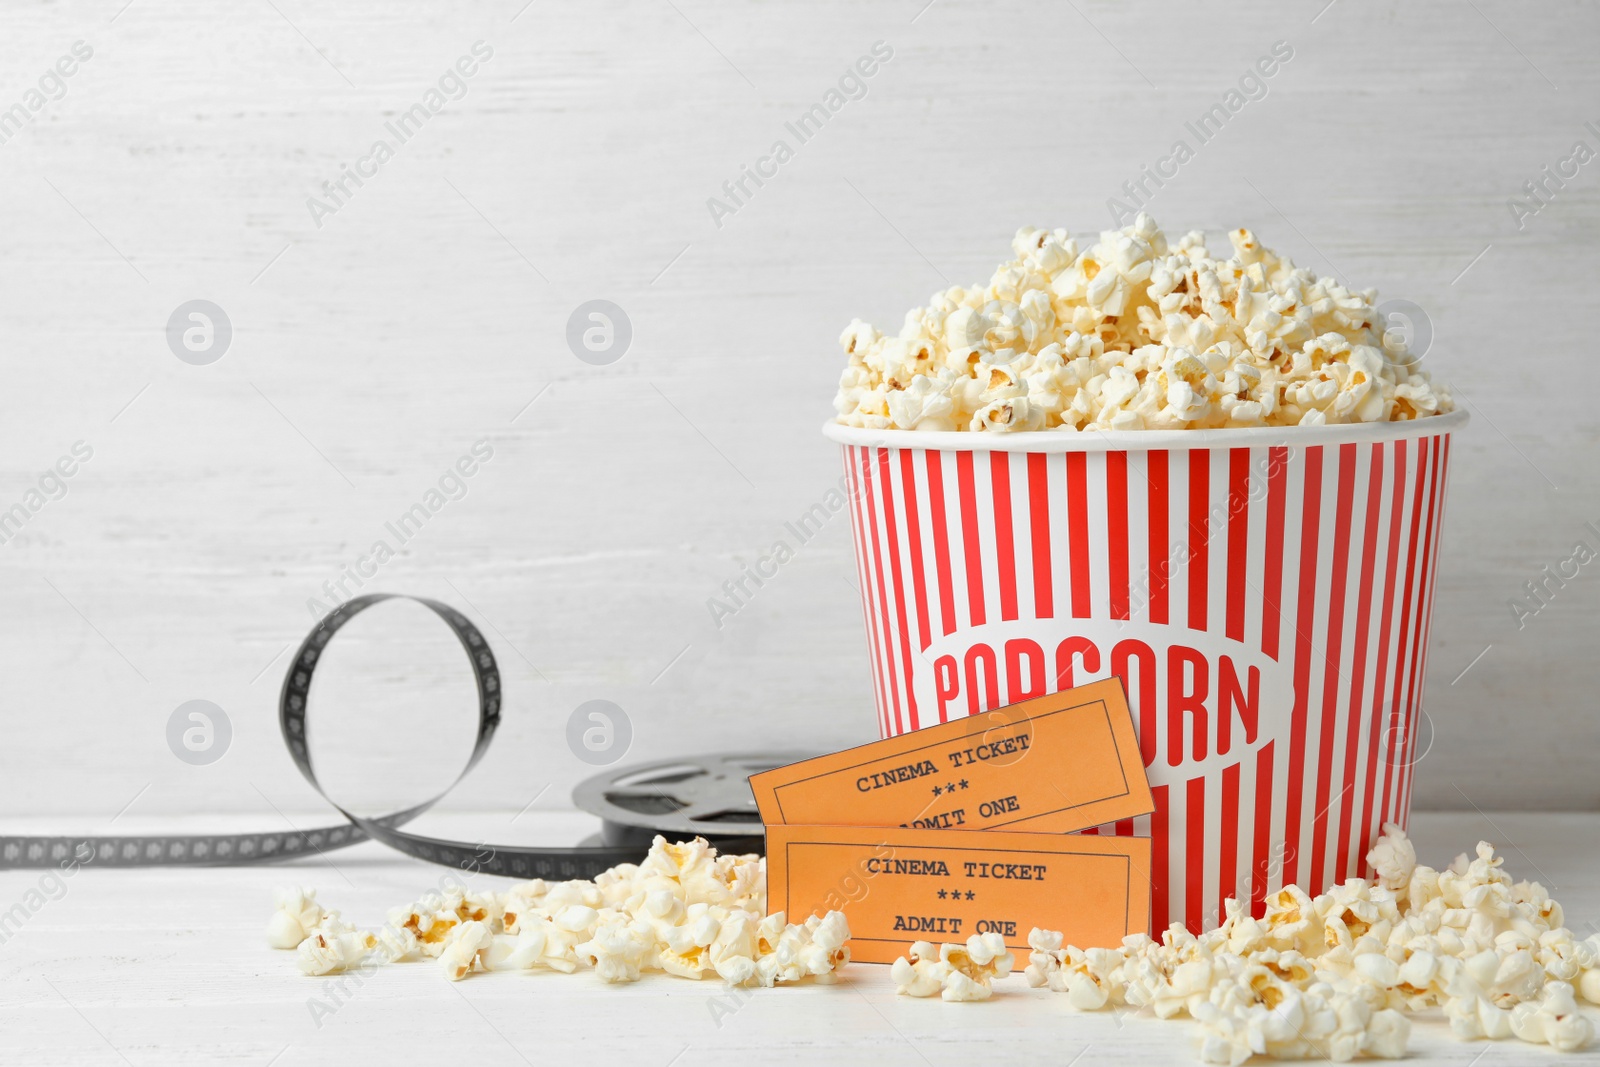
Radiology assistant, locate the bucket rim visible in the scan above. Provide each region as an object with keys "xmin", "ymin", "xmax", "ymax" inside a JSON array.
[{"xmin": 821, "ymin": 407, "xmax": 1467, "ymax": 453}]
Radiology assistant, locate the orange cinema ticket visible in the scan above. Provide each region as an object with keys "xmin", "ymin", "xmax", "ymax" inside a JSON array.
[
  {"xmin": 749, "ymin": 678, "xmax": 1152, "ymax": 834},
  {"xmin": 765, "ymin": 823, "xmax": 1151, "ymax": 964}
]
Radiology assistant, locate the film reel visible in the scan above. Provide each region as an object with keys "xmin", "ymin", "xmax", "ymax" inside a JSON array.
[
  {"xmin": 572, "ymin": 752, "xmax": 810, "ymax": 855},
  {"xmin": 0, "ymin": 594, "xmax": 806, "ymax": 879}
]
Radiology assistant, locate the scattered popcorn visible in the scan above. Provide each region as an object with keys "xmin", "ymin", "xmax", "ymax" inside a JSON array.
[
  {"xmin": 947, "ymin": 932, "xmax": 1014, "ymax": 984},
  {"xmin": 800, "ymin": 910, "xmax": 851, "ymax": 983},
  {"xmin": 438, "ymin": 920, "xmax": 494, "ymax": 981},
  {"xmin": 737, "ymin": 910, "xmax": 852, "ymax": 988},
  {"xmin": 1582, "ymin": 967, "xmax": 1600, "ymax": 1006},
  {"xmin": 1517, "ymin": 983, "xmax": 1595, "ymax": 1053},
  {"xmin": 272, "ymin": 829, "xmax": 1594, "ymax": 1062},
  {"xmin": 576, "ymin": 915, "xmax": 652, "ymax": 983},
  {"xmin": 833, "ymin": 216, "xmax": 1452, "ymax": 432},
  {"xmin": 265, "ymin": 886, "xmax": 325, "ymax": 950},
  {"xmin": 1001, "ymin": 828, "xmax": 1597, "ymax": 1061},
  {"xmin": 369, "ymin": 885, "xmax": 501, "ymax": 960},
  {"xmin": 385, "ymin": 896, "xmax": 462, "ymax": 959},
  {"xmin": 889, "ymin": 933, "xmax": 1013, "ymax": 1002},
  {"xmin": 498, "ymin": 878, "xmax": 547, "ymax": 934},
  {"xmin": 484, "ymin": 913, "xmax": 609, "ymax": 975},
  {"xmin": 890, "ymin": 941, "xmax": 950, "ymax": 998},
  {"xmin": 294, "ymin": 914, "xmax": 377, "ymax": 976},
  {"xmin": 270, "ymin": 836, "xmax": 849, "ymax": 991}
]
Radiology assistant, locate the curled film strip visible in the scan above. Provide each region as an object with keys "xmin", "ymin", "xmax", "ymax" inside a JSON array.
[{"xmin": 0, "ymin": 594, "xmax": 653, "ymax": 880}]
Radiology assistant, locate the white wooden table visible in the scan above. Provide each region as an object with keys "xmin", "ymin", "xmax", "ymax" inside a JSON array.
[{"xmin": 3, "ymin": 810, "xmax": 1598, "ymax": 1065}]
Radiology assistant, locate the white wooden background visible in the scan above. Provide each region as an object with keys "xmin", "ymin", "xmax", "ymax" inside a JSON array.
[{"xmin": 1, "ymin": 0, "xmax": 1597, "ymax": 835}]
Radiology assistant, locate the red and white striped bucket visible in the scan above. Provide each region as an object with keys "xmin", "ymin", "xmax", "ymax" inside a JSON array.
[{"xmin": 825, "ymin": 410, "xmax": 1466, "ymax": 934}]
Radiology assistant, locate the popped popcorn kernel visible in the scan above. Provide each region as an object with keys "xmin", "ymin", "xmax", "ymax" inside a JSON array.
[
  {"xmin": 890, "ymin": 940, "xmax": 948, "ymax": 998},
  {"xmin": 265, "ymin": 886, "xmax": 325, "ymax": 950},
  {"xmin": 438, "ymin": 920, "xmax": 494, "ymax": 981},
  {"xmin": 294, "ymin": 914, "xmax": 377, "ymax": 976},
  {"xmin": 1366, "ymin": 823, "xmax": 1417, "ymax": 894}
]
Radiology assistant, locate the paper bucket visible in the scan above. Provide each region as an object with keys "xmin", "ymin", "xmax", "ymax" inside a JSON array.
[{"xmin": 825, "ymin": 409, "xmax": 1467, "ymax": 933}]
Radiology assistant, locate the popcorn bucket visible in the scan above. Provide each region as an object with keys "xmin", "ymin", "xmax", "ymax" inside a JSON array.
[{"xmin": 824, "ymin": 410, "xmax": 1467, "ymax": 934}]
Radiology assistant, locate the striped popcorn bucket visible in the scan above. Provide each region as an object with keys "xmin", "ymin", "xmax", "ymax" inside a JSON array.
[{"xmin": 824, "ymin": 409, "xmax": 1467, "ymax": 934}]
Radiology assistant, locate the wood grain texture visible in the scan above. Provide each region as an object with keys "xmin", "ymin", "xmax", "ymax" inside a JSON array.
[
  {"xmin": 1, "ymin": 810, "xmax": 1596, "ymax": 1064},
  {"xmin": 0, "ymin": 0, "xmax": 1596, "ymax": 822}
]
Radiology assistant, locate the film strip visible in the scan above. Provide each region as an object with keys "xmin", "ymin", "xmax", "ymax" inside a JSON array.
[{"xmin": 0, "ymin": 594, "xmax": 646, "ymax": 880}]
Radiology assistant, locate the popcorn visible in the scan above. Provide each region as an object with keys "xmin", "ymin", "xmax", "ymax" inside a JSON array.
[
  {"xmin": 890, "ymin": 941, "xmax": 950, "ymax": 998},
  {"xmin": 940, "ymin": 968, "xmax": 992, "ymax": 1003},
  {"xmin": 273, "ymin": 836, "xmax": 849, "ymax": 993},
  {"xmin": 1022, "ymin": 927, "xmax": 1064, "ymax": 987},
  {"xmin": 484, "ymin": 927, "xmax": 551, "ymax": 972},
  {"xmin": 438, "ymin": 920, "xmax": 494, "ymax": 981},
  {"xmin": 294, "ymin": 915, "xmax": 377, "ymax": 976},
  {"xmin": 578, "ymin": 918, "xmax": 652, "ymax": 983},
  {"xmin": 494, "ymin": 905, "xmax": 599, "ymax": 974},
  {"xmin": 265, "ymin": 886, "xmax": 325, "ymax": 949},
  {"xmin": 485, "ymin": 907, "xmax": 619, "ymax": 976},
  {"xmin": 1193, "ymin": 982, "xmax": 1410, "ymax": 1064},
  {"xmin": 1510, "ymin": 981, "xmax": 1593, "ymax": 1051},
  {"xmin": 724, "ymin": 910, "xmax": 852, "ymax": 988},
  {"xmin": 890, "ymin": 934, "xmax": 1012, "ymax": 1002},
  {"xmin": 1365, "ymin": 822, "xmax": 1416, "ymax": 893},
  {"xmin": 499, "ymin": 879, "xmax": 548, "ymax": 934},
  {"xmin": 386, "ymin": 897, "xmax": 462, "ymax": 958},
  {"xmin": 372, "ymin": 884, "xmax": 505, "ymax": 959},
  {"xmin": 1581, "ymin": 965, "xmax": 1600, "ymax": 1006},
  {"xmin": 1445, "ymin": 991, "xmax": 1514, "ymax": 1041},
  {"xmin": 994, "ymin": 827, "xmax": 1597, "ymax": 1060},
  {"xmin": 835, "ymin": 216, "xmax": 1452, "ymax": 432},
  {"xmin": 275, "ymin": 829, "xmax": 1591, "ymax": 1061},
  {"xmin": 944, "ymin": 932, "xmax": 1013, "ymax": 990},
  {"xmin": 659, "ymin": 902, "xmax": 721, "ymax": 979},
  {"xmin": 801, "ymin": 910, "xmax": 851, "ymax": 982},
  {"xmin": 1040, "ymin": 944, "xmax": 1123, "ymax": 1010}
]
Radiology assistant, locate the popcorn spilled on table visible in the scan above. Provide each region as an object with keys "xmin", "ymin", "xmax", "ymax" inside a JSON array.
[
  {"xmin": 272, "ymin": 828, "xmax": 1600, "ymax": 1062},
  {"xmin": 268, "ymin": 836, "xmax": 848, "ymax": 988},
  {"xmin": 901, "ymin": 826, "xmax": 1597, "ymax": 1061}
]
